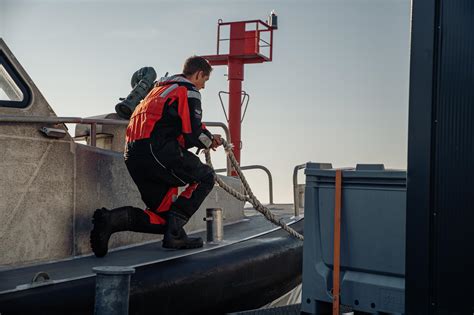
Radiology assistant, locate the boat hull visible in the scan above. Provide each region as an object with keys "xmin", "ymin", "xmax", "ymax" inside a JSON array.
[{"xmin": 0, "ymin": 220, "xmax": 303, "ymax": 315}]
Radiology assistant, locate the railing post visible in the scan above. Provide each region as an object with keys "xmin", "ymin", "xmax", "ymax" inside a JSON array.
[
  {"xmin": 214, "ymin": 164, "xmax": 273, "ymax": 204},
  {"xmin": 293, "ymin": 163, "xmax": 306, "ymax": 217},
  {"xmin": 90, "ymin": 122, "xmax": 97, "ymax": 147},
  {"xmin": 202, "ymin": 122, "xmax": 232, "ymax": 176},
  {"xmin": 204, "ymin": 208, "xmax": 224, "ymax": 243},
  {"xmin": 93, "ymin": 266, "xmax": 135, "ymax": 315},
  {"xmin": 263, "ymin": 166, "xmax": 273, "ymax": 205}
]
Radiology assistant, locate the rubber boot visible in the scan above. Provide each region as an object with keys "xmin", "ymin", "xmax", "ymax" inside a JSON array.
[
  {"xmin": 162, "ymin": 211, "xmax": 203, "ymax": 249},
  {"xmin": 90, "ymin": 206, "xmax": 166, "ymax": 257}
]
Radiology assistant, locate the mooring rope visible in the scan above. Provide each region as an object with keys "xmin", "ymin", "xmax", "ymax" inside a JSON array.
[{"xmin": 204, "ymin": 140, "xmax": 304, "ymax": 241}]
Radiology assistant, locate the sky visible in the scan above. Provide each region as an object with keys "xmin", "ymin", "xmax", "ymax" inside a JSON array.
[{"xmin": 0, "ymin": 0, "xmax": 411, "ymax": 204}]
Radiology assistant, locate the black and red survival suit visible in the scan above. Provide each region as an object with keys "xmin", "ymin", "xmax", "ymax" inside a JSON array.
[
  {"xmin": 124, "ymin": 74, "xmax": 215, "ymax": 226},
  {"xmin": 90, "ymin": 75, "xmax": 215, "ymax": 257}
]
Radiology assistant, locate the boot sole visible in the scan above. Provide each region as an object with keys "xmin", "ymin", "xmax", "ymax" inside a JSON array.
[{"xmin": 90, "ymin": 208, "xmax": 110, "ymax": 257}]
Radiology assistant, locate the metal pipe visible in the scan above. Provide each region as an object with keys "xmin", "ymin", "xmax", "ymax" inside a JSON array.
[
  {"xmin": 293, "ymin": 163, "xmax": 306, "ymax": 217},
  {"xmin": 217, "ymin": 19, "xmax": 272, "ymax": 29},
  {"xmin": 0, "ymin": 115, "xmax": 129, "ymax": 125},
  {"xmin": 214, "ymin": 164, "xmax": 273, "ymax": 205},
  {"xmin": 0, "ymin": 116, "xmax": 232, "ymax": 174},
  {"xmin": 269, "ymin": 27, "xmax": 274, "ymax": 61},
  {"xmin": 204, "ymin": 121, "xmax": 232, "ymax": 176},
  {"xmin": 217, "ymin": 21, "xmax": 221, "ymax": 55},
  {"xmin": 92, "ymin": 266, "xmax": 135, "ymax": 315},
  {"xmin": 204, "ymin": 208, "xmax": 224, "ymax": 243},
  {"xmin": 0, "ymin": 117, "xmax": 230, "ymax": 142},
  {"xmin": 90, "ymin": 123, "xmax": 97, "ymax": 147},
  {"xmin": 202, "ymin": 121, "xmax": 230, "ymax": 146},
  {"xmin": 0, "ymin": 116, "xmax": 233, "ymax": 174}
]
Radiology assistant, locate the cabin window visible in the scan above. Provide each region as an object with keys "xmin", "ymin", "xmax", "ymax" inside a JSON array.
[{"xmin": 0, "ymin": 51, "xmax": 31, "ymax": 108}]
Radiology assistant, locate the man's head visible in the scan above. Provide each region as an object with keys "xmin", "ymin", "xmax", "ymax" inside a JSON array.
[{"xmin": 183, "ymin": 56, "xmax": 212, "ymax": 90}]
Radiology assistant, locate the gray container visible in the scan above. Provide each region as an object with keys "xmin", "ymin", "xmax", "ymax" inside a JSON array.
[{"xmin": 301, "ymin": 163, "xmax": 406, "ymax": 315}]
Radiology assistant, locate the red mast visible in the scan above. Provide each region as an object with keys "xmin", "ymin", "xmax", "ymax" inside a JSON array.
[{"xmin": 202, "ymin": 12, "xmax": 277, "ymax": 175}]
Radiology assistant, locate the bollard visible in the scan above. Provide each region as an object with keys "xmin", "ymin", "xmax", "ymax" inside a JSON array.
[
  {"xmin": 93, "ymin": 266, "xmax": 135, "ymax": 315},
  {"xmin": 204, "ymin": 208, "xmax": 224, "ymax": 243}
]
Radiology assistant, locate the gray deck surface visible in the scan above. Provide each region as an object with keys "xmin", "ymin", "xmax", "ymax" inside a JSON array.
[{"xmin": 0, "ymin": 204, "xmax": 300, "ymax": 293}]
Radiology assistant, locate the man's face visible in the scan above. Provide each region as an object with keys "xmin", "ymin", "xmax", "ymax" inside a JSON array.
[{"xmin": 192, "ymin": 71, "xmax": 210, "ymax": 90}]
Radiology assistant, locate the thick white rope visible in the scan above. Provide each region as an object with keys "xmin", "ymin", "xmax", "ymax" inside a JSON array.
[{"xmin": 204, "ymin": 140, "xmax": 304, "ymax": 241}]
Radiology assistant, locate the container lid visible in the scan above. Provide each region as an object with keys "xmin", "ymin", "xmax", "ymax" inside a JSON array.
[{"xmin": 305, "ymin": 162, "xmax": 406, "ymax": 185}]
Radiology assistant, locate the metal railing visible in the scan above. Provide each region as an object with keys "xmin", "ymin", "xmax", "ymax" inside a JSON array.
[
  {"xmin": 293, "ymin": 163, "xmax": 307, "ymax": 217},
  {"xmin": 204, "ymin": 122, "xmax": 232, "ymax": 176},
  {"xmin": 214, "ymin": 164, "xmax": 273, "ymax": 205},
  {"xmin": 0, "ymin": 115, "xmax": 232, "ymax": 174}
]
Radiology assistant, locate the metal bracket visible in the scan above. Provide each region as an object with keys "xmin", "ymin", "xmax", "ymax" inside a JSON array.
[
  {"xmin": 15, "ymin": 271, "xmax": 54, "ymax": 290},
  {"xmin": 39, "ymin": 126, "xmax": 67, "ymax": 139},
  {"xmin": 218, "ymin": 90, "xmax": 250, "ymax": 123}
]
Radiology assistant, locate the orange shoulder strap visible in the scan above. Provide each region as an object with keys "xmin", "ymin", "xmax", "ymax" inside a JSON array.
[{"xmin": 333, "ymin": 169, "xmax": 342, "ymax": 315}]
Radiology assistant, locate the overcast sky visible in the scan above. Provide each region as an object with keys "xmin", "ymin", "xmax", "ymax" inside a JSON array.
[{"xmin": 0, "ymin": 0, "xmax": 411, "ymax": 203}]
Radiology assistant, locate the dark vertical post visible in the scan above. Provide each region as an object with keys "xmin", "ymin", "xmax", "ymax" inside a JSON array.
[
  {"xmin": 406, "ymin": 0, "xmax": 437, "ymax": 313},
  {"xmin": 93, "ymin": 266, "xmax": 135, "ymax": 315},
  {"xmin": 205, "ymin": 208, "xmax": 224, "ymax": 243},
  {"xmin": 407, "ymin": 0, "xmax": 474, "ymax": 313},
  {"xmin": 90, "ymin": 122, "xmax": 97, "ymax": 147}
]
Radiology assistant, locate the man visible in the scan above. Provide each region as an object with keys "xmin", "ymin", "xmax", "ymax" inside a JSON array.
[{"xmin": 91, "ymin": 56, "xmax": 222, "ymax": 257}]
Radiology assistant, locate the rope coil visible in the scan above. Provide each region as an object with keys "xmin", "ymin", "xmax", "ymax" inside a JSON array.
[{"xmin": 204, "ymin": 140, "xmax": 304, "ymax": 241}]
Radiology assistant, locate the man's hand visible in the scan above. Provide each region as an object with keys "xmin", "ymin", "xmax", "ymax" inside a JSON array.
[{"xmin": 210, "ymin": 134, "xmax": 223, "ymax": 151}]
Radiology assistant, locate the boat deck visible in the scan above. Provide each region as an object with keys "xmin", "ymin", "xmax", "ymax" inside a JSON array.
[{"xmin": 0, "ymin": 204, "xmax": 301, "ymax": 294}]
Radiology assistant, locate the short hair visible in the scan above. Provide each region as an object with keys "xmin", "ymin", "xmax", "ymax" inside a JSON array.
[{"xmin": 182, "ymin": 56, "xmax": 213, "ymax": 77}]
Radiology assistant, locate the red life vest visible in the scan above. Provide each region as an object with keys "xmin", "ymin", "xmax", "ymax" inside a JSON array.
[{"xmin": 125, "ymin": 84, "xmax": 193, "ymax": 144}]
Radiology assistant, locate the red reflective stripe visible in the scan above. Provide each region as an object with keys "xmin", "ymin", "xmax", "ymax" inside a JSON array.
[
  {"xmin": 143, "ymin": 187, "xmax": 178, "ymax": 225},
  {"xmin": 180, "ymin": 183, "xmax": 198, "ymax": 199},
  {"xmin": 144, "ymin": 209, "xmax": 166, "ymax": 225},
  {"xmin": 177, "ymin": 134, "xmax": 185, "ymax": 148},
  {"xmin": 201, "ymin": 123, "xmax": 210, "ymax": 134},
  {"xmin": 156, "ymin": 187, "xmax": 178, "ymax": 212}
]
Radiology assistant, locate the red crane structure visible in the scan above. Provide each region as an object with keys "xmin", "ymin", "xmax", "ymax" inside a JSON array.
[{"xmin": 202, "ymin": 12, "xmax": 278, "ymax": 175}]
